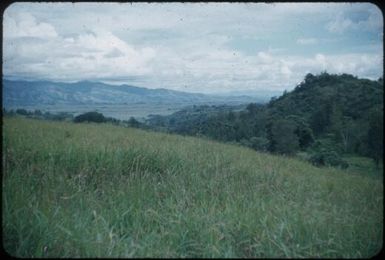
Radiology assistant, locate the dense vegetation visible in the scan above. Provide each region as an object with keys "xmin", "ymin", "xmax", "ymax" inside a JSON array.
[
  {"xmin": 3, "ymin": 117, "xmax": 383, "ymax": 257},
  {"xmin": 2, "ymin": 108, "xmax": 144, "ymax": 129},
  {"xmin": 147, "ymin": 72, "xmax": 384, "ymax": 168},
  {"xmin": 73, "ymin": 111, "xmax": 107, "ymax": 123}
]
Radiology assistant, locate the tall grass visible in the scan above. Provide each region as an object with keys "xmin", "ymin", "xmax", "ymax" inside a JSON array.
[{"xmin": 2, "ymin": 116, "xmax": 383, "ymax": 257}]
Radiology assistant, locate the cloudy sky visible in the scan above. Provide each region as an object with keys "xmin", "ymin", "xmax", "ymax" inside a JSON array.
[{"xmin": 3, "ymin": 2, "xmax": 383, "ymax": 94}]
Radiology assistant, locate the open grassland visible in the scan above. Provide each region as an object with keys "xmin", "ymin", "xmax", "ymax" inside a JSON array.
[{"xmin": 2, "ymin": 117, "xmax": 383, "ymax": 257}]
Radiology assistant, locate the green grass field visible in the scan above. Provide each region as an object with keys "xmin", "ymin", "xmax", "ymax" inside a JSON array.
[{"xmin": 2, "ymin": 116, "xmax": 383, "ymax": 257}]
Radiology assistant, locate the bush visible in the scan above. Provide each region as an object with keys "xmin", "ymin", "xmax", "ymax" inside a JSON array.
[
  {"xmin": 16, "ymin": 109, "xmax": 29, "ymax": 115},
  {"xmin": 250, "ymin": 136, "xmax": 269, "ymax": 152},
  {"xmin": 268, "ymin": 118, "xmax": 299, "ymax": 155},
  {"xmin": 309, "ymin": 149, "xmax": 348, "ymax": 169},
  {"xmin": 34, "ymin": 109, "xmax": 43, "ymax": 116},
  {"xmin": 73, "ymin": 112, "xmax": 106, "ymax": 123},
  {"xmin": 127, "ymin": 117, "xmax": 140, "ymax": 127},
  {"xmin": 307, "ymin": 139, "xmax": 349, "ymax": 169}
]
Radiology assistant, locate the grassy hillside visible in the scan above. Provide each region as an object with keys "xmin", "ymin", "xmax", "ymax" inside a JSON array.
[{"xmin": 2, "ymin": 117, "xmax": 383, "ymax": 257}]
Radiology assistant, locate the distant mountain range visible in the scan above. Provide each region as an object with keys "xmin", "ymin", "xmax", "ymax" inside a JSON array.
[{"xmin": 3, "ymin": 79, "xmax": 269, "ymax": 107}]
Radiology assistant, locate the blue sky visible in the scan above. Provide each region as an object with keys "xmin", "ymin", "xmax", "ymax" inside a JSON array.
[{"xmin": 3, "ymin": 2, "xmax": 383, "ymax": 94}]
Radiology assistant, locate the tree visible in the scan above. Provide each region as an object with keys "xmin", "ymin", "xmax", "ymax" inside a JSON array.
[
  {"xmin": 310, "ymin": 103, "xmax": 331, "ymax": 136},
  {"xmin": 333, "ymin": 116, "xmax": 361, "ymax": 154},
  {"xmin": 268, "ymin": 118, "xmax": 299, "ymax": 155},
  {"xmin": 286, "ymin": 115, "xmax": 314, "ymax": 150},
  {"xmin": 367, "ymin": 106, "xmax": 383, "ymax": 167},
  {"xmin": 328, "ymin": 102, "xmax": 343, "ymax": 134},
  {"xmin": 304, "ymin": 73, "xmax": 315, "ymax": 84},
  {"xmin": 128, "ymin": 117, "xmax": 140, "ymax": 128},
  {"xmin": 227, "ymin": 111, "xmax": 236, "ymax": 121},
  {"xmin": 16, "ymin": 108, "xmax": 29, "ymax": 115},
  {"xmin": 307, "ymin": 139, "xmax": 349, "ymax": 169},
  {"xmin": 34, "ymin": 109, "xmax": 42, "ymax": 116},
  {"xmin": 246, "ymin": 103, "xmax": 259, "ymax": 115},
  {"xmin": 73, "ymin": 111, "xmax": 106, "ymax": 123},
  {"xmin": 328, "ymin": 103, "xmax": 354, "ymax": 152},
  {"xmin": 250, "ymin": 136, "xmax": 269, "ymax": 151}
]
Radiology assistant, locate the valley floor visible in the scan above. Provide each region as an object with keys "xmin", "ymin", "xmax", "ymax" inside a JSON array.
[{"xmin": 2, "ymin": 117, "xmax": 383, "ymax": 257}]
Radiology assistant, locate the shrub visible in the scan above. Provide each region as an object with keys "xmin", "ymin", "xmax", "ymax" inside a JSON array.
[
  {"xmin": 73, "ymin": 111, "xmax": 106, "ymax": 123},
  {"xmin": 127, "ymin": 117, "xmax": 140, "ymax": 127},
  {"xmin": 250, "ymin": 136, "xmax": 269, "ymax": 152},
  {"xmin": 309, "ymin": 149, "xmax": 348, "ymax": 169},
  {"xmin": 267, "ymin": 118, "xmax": 299, "ymax": 155},
  {"xmin": 307, "ymin": 140, "xmax": 349, "ymax": 169},
  {"xmin": 16, "ymin": 108, "xmax": 29, "ymax": 115}
]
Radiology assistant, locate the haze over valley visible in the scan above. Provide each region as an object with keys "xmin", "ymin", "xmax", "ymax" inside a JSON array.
[{"xmin": 3, "ymin": 79, "xmax": 272, "ymax": 120}]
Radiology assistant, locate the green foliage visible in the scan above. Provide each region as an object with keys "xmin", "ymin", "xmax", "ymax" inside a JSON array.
[
  {"xmin": 127, "ymin": 117, "xmax": 141, "ymax": 128},
  {"xmin": 34, "ymin": 109, "xmax": 43, "ymax": 116},
  {"xmin": 267, "ymin": 118, "xmax": 299, "ymax": 155},
  {"xmin": 310, "ymin": 103, "xmax": 331, "ymax": 135},
  {"xmin": 16, "ymin": 108, "xmax": 29, "ymax": 115},
  {"xmin": 249, "ymin": 136, "xmax": 269, "ymax": 151},
  {"xmin": 147, "ymin": 72, "xmax": 383, "ymax": 168},
  {"xmin": 246, "ymin": 103, "xmax": 259, "ymax": 115},
  {"xmin": 73, "ymin": 111, "xmax": 107, "ymax": 123},
  {"xmin": 3, "ymin": 108, "xmax": 75, "ymax": 121},
  {"xmin": 309, "ymin": 150, "xmax": 349, "ymax": 169},
  {"xmin": 3, "ymin": 117, "xmax": 383, "ymax": 257},
  {"xmin": 239, "ymin": 136, "xmax": 269, "ymax": 152},
  {"xmin": 286, "ymin": 115, "xmax": 314, "ymax": 149},
  {"xmin": 10, "ymin": 109, "xmax": 146, "ymax": 129},
  {"xmin": 367, "ymin": 106, "xmax": 384, "ymax": 166},
  {"xmin": 308, "ymin": 140, "xmax": 349, "ymax": 169}
]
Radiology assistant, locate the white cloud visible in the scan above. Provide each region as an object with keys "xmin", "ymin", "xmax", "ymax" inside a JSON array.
[
  {"xmin": 326, "ymin": 14, "xmax": 353, "ymax": 33},
  {"xmin": 257, "ymin": 52, "xmax": 274, "ymax": 63},
  {"xmin": 3, "ymin": 14, "xmax": 156, "ymax": 82},
  {"xmin": 326, "ymin": 6, "xmax": 383, "ymax": 33},
  {"xmin": 291, "ymin": 53, "xmax": 382, "ymax": 81},
  {"xmin": 359, "ymin": 8, "xmax": 383, "ymax": 32},
  {"xmin": 315, "ymin": 54, "xmax": 327, "ymax": 70},
  {"xmin": 3, "ymin": 3, "xmax": 383, "ymax": 94},
  {"xmin": 4, "ymin": 12, "xmax": 58, "ymax": 38},
  {"xmin": 140, "ymin": 45, "xmax": 382, "ymax": 93}
]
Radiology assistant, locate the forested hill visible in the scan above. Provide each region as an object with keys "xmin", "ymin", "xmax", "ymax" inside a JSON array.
[
  {"xmin": 268, "ymin": 73, "xmax": 383, "ymax": 123},
  {"xmin": 147, "ymin": 72, "xmax": 383, "ymax": 167}
]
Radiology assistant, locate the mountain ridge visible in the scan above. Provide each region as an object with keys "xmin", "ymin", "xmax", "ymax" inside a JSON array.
[{"xmin": 2, "ymin": 79, "xmax": 265, "ymax": 107}]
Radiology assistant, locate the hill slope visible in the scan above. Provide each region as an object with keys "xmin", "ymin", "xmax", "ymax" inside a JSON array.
[
  {"xmin": 2, "ymin": 79, "xmax": 258, "ymax": 107},
  {"xmin": 3, "ymin": 117, "xmax": 383, "ymax": 257},
  {"xmin": 147, "ymin": 73, "xmax": 383, "ymax": 163}
]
